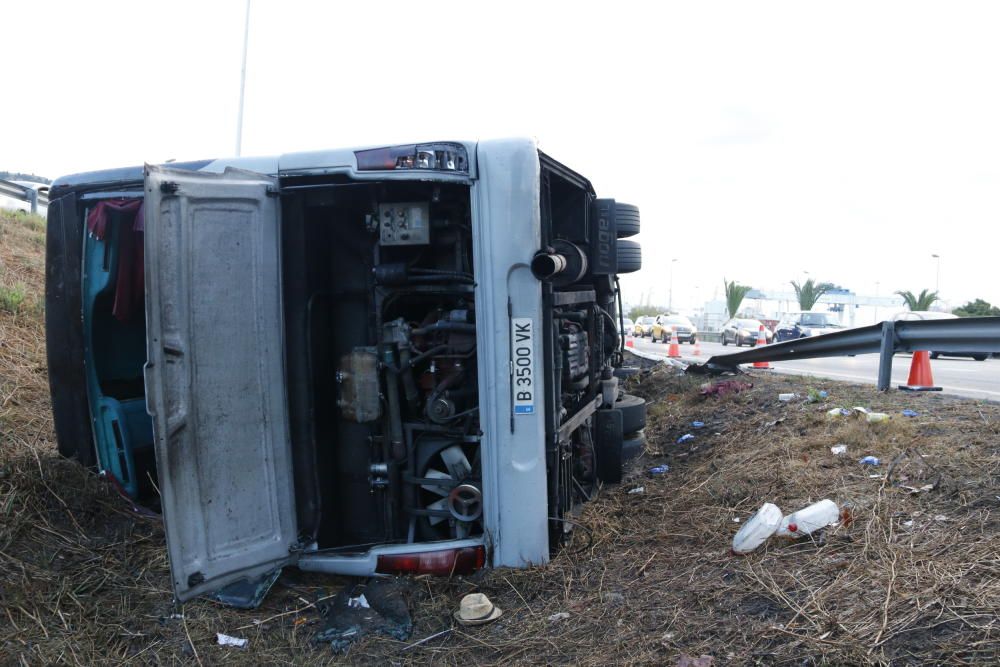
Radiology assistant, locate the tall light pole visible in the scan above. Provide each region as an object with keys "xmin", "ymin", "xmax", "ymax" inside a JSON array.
[
  {"xmin": 668, "ymin": 258, "xmax": 678, "ymax": 311},
  {"xmin": 931, "ymin": 253, "xmax": 940, "ymax": 293},
  {"xmin": 235, "ymin": 0, "xmax": 251, "ymax": 157}
]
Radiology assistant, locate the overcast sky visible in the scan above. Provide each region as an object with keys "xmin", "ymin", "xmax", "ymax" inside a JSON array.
[{"xmin": 4, "ymin": 1, "xmax": 1000, "ymax": 311}]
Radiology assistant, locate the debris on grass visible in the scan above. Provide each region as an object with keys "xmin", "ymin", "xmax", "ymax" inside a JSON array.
[
  {"xmin": 216, "ymin": 633, "xmax": 249, "ymax": 649},
  {"xmin": 731, "ymin": 502, "xmax": 783, "ymax": 554},
  {"xmin": 699, "ymin": 379, "xmax": 752, "ymax": 398}
]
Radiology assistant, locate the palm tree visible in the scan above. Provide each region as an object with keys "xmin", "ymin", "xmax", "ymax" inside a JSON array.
[
  {"xmin": 791, "ymin": 279, "xmax": 834, "ymax": 311},
  {"xmin": 896, "ymin": 288, "xmax": 939, "ymax": 311},
  {"xmin": 724, "ymin": 279, "xmax": 752, "ymax": 318}
]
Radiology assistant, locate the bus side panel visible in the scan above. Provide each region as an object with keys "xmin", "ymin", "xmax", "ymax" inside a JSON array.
[{"xmin": 473, "ymin": 139, "xmax": 549, "ymax": 567}]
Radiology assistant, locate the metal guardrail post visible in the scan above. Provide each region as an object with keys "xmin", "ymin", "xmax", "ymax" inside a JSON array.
[
  {"xmin": 877, "ymin": 320, "xmax": 895, "ymax": 391},
  {"xmin": 27, "ymin": 188, "xmax": 38, "ymax": 214}
]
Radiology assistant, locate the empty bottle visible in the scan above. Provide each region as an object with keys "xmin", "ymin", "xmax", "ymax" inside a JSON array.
[
  {"xmin": 775, "ymin": 499, "xmax": 840, "ymax": 538},
  {"xmin": 732, "ymin": 503, "xmax": 783, "ymax": 554}
]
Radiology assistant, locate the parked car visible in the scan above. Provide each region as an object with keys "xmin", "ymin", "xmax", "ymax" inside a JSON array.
[
  {"xmin": 774, "ymin": 311, "xmax": 843, "ymax": 342},
  {"xmin": 45, "ymin": 138, "xmax": 646, "ymax": 605},
  {"xmin": 634, "ymin": 316, "xmax": 656, "ymax": 337},
  {"xmin": 621, "ymin": 317, "xmax": 634, "ymax": 335},
  {"xmin": 721, "ymin": 318, "xmax": 773, "ymax": 346},
  {"xmin": 892, "ymin": 311, "xmax": 989, "ymax": 360},
  {"xmin": 651, "ymin": 314, "xmax": 698, "ymax": 344}
]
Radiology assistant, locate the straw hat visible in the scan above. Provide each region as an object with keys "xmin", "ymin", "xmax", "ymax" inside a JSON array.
[{"xmin": 453, "ymin": 593, "xmax": 503, "ymax": 626}]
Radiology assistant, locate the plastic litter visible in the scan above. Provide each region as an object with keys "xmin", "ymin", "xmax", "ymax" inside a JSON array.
[
  {"xmin": 677, "ymin": 433, "xmax": 695, "ymax": 444},
  {"xmin": 691, "ymin": 420, "xmax": 705, "ymax": 428},
  {"xmin": 902, "ymin": 409, "xmax": 919, "ymax": 417},
  {"xmin": 778, "ymin": 393, "xmax": 796, "ymax": 402},
  {"xmin": 866, "ymin": 412, "xmax": 889, "ymax": 423},
  {"xmin": 859, "ymin": 456, "xmax": 881, "ymax": 466},
  {"xmin": 648, "ymin": 465, "xmax": 670, "ymax": 475},
  {"xmin": 806, "ymin": 388, "xmax": 829, "ymax": 403},
  {"xmin": 348, "ymin": 594, "xmax": 370, "ymax": 609},
  {"xmin": 217, "ymin": 633, "xmax": 249, "ymax": 649},
  {"xmin": 628, "ymin": 486, "xmax": 645, "ymax": 495},
  {"xmin": 775, "ymin": 499, "xmax": 840, "ymax": 538},
  {"xmin": 700, "ymin": 380, "xmax": 753, "ymax": 398},
  {"xmin": 731, "ymin": 502, "xmax": 783, "ymax": 554},
  {"xmin": 827, "ymin": 407, "xmax": 851, "ymax": 417},
  {"xmin": 548, "ymin": 612, "xmax": 571, "ymax": 622},
  {"xmin": 830, "ymin": 444, "xmax": 848, "ymax": 456}
]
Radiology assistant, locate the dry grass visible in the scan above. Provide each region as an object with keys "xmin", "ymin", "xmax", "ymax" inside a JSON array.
[{"xmin": 1, "ymin": 209, "xmax": 998, "ymax": 664}]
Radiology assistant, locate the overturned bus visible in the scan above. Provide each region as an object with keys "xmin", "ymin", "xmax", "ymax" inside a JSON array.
[{"xmin": 45, "ymin": 138, "xmax": 646, "ymax": 604}]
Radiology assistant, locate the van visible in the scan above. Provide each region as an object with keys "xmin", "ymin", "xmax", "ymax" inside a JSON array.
[{"xmin": 45, "ymin": 138, "xmax": 645, "ymax": 605}]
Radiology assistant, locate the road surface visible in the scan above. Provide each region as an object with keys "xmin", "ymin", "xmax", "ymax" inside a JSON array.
[{"xmin": 629, "ymin": 336, "xmax": 1000, "ymax": 401}]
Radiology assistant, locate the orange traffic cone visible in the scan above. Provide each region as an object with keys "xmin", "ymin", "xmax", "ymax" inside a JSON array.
[
  {"xmin": 625, "ymin": 336, "xmax": 634, "ymax": 348},
  {"xmin": 667, "ymin": 328, "xmax": 682, "ymax": 358},
  {"xmin": 899, "ymin": 350, "xmax": 942, "ymax": 391},
  {"xmin": 753, "ymin": 325, "xmax": 770, "ymax": 369}
]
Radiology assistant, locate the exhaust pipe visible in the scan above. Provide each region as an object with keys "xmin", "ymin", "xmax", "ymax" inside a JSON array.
[{"xmin": 531, "ymin": 240, "xmax": 588, "ymax": 286}]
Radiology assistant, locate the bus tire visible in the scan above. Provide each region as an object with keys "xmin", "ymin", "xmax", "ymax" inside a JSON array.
[
  {"xmin": 615, "ymin": 203, "xmax": 640, "ymax": 238},
  {"xmin": 616, "ymin": 240, "xmax": 642, "ymax": 274}
]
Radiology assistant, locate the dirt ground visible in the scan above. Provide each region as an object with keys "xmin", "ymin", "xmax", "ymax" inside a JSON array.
[{"xmin": 2, "ymin": 210, "xmax": 998, "ymax": 665}]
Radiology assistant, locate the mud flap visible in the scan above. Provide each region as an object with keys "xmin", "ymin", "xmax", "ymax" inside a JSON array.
[{"xmin": 595, "ymin": 408, "xmax": 624, "ymax": 483}]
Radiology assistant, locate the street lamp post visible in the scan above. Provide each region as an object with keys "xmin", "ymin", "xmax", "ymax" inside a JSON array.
[
  {"xmin": 235, "ymin": 0, "xmax": 251, "ymax": 157},
  {"xmin": 668, "ymin": 258, "xmax": 678, "ymax": 311}
]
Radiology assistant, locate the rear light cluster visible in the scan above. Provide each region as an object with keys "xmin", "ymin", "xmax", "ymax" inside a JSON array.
[
  {"xmin": 375, "ymin": 546, "xmax": 485, "ymax": 576},
  {"xmin": 356, "ymin": 142, "xmax": 469, "ymax": 173}
]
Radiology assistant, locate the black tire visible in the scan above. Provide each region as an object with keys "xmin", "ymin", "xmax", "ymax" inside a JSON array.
[
  {"xmin": 615, "ymin": 202, "xmax": 640, "ymax": 238},
  {"xmin": 736, "ymin": 334, "xmax": 742, "ymax": 347},
  {"xmin": 974, "ymin": 354, "xmax": 988, "ymax": 361},
  {"xmin": 930, "ymin": 352, "xmax": 940, "ymax": 359},
  {"xmin": 616, "ymin": 394, "xmax": 646, "ymax": 434},
  {"xmin": 722, "ymin": 333, "xmax": 728, "ymax": 346},
  {"xmin": 689, "ymin": 337, "xmax": 697, "ymax": 345},
  {"xmin": 45, "ymin": 193, "xmax": 97, "ymax": 468},
  {"xmin": 616, "ymin": 239, "xmax": 641, "ymax": 274},
  {"xmin": 621, "ymin": 430, "xmax": 645, "ymax": 463}
]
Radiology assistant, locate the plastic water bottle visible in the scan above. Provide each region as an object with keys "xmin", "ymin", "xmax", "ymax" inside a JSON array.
[
  {"xmin": 732, "ymin": 503, "xmax": 783, "ymax": 554},
  {"xmin": 775, "ymin": 499, "xmax": 840, "ymax": 538}
]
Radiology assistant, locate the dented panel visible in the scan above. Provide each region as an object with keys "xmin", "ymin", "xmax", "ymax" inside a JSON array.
[{"xmin": 143, "ymin": 165, "xmax": 297, "ymax": 601}]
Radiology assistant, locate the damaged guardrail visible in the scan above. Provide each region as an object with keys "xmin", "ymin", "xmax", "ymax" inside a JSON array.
[{"xmin": 687, "ymin": 316, "xmax": 1000, "ymax": 391}]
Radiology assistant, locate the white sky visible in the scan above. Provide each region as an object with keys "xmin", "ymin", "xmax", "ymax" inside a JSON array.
[{"xmin": 4, "ymin": 1, "xmax": 1000, "ymax": 311}]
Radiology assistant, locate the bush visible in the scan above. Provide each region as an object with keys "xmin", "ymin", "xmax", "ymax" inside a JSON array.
[{"xmin": 0, "ymin": 284, "xmax": 27, "ymax": 313}]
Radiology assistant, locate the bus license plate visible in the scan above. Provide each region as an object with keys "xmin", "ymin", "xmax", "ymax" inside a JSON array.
[{"xmin": 512, "ymin": 317, "xmax": 535, "ymax": 415}]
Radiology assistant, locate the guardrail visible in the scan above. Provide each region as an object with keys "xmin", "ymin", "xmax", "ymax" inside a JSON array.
[
  {"xmin": 687, "ymin": 316, "xmax": 1000, "ymax": 391},
  {"xmin": 0, "ymin": 179, "xmax": 49, "ymax": 214}
]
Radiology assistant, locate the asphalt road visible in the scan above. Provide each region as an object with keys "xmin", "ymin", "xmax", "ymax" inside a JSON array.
[{"xmin": 629, "ymin": 336, "xmax": 1000, "ymax": 402}]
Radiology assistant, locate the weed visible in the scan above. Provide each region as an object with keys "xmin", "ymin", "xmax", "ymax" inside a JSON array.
[{"xmin": 0, "ymin": 283, "xmax": 27, "ymax": 313}]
